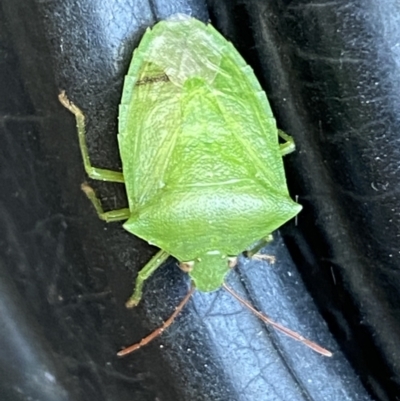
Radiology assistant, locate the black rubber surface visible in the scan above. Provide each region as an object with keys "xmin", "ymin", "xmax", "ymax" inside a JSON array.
[{"xmin": 1, "ymin": 0, "xmax": 399, "ymax": 400}]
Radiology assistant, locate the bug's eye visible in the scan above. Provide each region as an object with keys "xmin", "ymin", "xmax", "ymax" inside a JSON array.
[
  {"xmin": 179, "ymin": 261, "xmax": 194, "ymax": 272},
  {"xmin": 227, "ymin": 256, "xmax": 238, "ymax": 268}
]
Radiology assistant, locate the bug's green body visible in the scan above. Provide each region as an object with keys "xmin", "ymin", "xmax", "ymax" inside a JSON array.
[
  {"xmin": 60, "ymin": 16, "xmax": 301, "ymax": 298},
  {"xmin": 57, "ymin": 17, "xmax": 338, "ymax": 358},
  {"xmin": 118, "ymin": 17, "xmax": 301, "ymax": 291}
]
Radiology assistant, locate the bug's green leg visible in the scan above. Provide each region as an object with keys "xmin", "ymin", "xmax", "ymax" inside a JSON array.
[
  {"xmin": 81, "ymin": 183, "xmax": 130, "ymax": 222},
  {"xmin": 245, "ymin": 235, "xmax": 275, "ymax": 261},
  {"xmin": 58, "ymin": 91, "xmax": 124, "ymax": 183},
  {"xmin": 125, "ymin": 249, "xmax": 170, "ymax": 308},
  {"xmin": 278, "ymin": 130, "xmax": 296, "ymax": 156}
]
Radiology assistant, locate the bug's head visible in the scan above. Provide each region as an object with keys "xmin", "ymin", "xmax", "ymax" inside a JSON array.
[{"xmin": 180, "ymin": 251, "xmax": 232, "ymax": 292}]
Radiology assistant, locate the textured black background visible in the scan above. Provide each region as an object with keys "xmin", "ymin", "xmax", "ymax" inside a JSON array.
[{"xmin": 1, "ymin": 0, "xmax": 399, "ymax": 400}]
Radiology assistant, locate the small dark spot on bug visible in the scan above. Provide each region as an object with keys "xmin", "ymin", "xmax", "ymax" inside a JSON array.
[{"xmin": 135, "ymin": 74, "xmax": 170, "ymax": 86}]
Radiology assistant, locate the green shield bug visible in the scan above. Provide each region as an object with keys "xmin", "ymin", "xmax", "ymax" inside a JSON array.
[{"xmin": 59, "ymin": 15, "xmax": 332, "ymax": 357}]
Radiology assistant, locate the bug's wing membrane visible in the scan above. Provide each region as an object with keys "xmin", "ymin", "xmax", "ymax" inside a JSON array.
[
  {"xmin": 118, "ymin": 59, "xmax": 181, "ymax": 209},
  {"xmin": 212, "ymin": 58, "xmax": 287, "ymax": 191},
  {"xmin": 207, "ymin": 34, "xmax": 289, "ymax": 191}
]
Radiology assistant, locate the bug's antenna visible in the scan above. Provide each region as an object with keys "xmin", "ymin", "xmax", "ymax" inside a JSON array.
[
  {"xmin": 222, "ymin": 283, "xmax": 332, "ymax": 357},
  {"xmin": 117, "ymin": 285, "xmax": 195, "ymax": 356}
]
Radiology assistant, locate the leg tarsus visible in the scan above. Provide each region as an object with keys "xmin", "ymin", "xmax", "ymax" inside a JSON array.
[
  {"xmin": 251, "ymin": 254, "xmax": 276, "ymax": 264},
  {"xmin": 125, "ymin": 249, "xmax": 170, "ymax": 308},
  {"xmin": 58, "ymin": 91, "xmax": 124, "ymax": 183},
  {"xmin": 278, "ymin": 130, "xmax": 296, "ymax": 156},
  {"xmin": 245, "ymin": 235, "xmax": 274, "ymax": 258},
  {"xmin": 81, "ymin": 183, "xmax": 130, "ymax": 222},
  {"xmin": 228, "ymin": 256, "xmax": 238, "ymax": 269}
]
